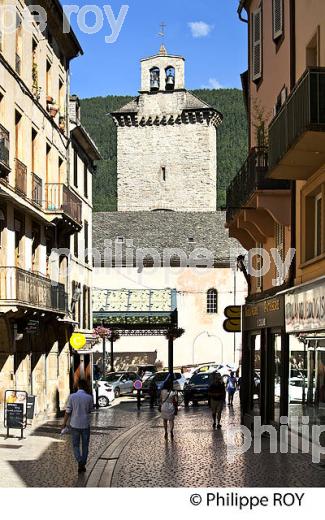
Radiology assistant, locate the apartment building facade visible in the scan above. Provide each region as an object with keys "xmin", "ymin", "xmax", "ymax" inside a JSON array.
[
  {"xmin": 0, "ymin": 0, "xmax": 99, "ymax": 416},
  {"xmin": 228, "ymin": 0, "xmax": 325, "ymax": 429}
]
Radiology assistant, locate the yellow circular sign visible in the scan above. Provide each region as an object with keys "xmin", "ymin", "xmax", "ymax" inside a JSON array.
[{"xmin": 70, "ymin": 333, "xmax": 86, "ymax": 350}]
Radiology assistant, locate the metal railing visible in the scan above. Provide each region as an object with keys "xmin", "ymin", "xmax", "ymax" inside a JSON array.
[
  {"xmin": 45, "ymin": 183, "xmax": 82, "ymax": 225},
  {"xmin": 15, "ymin": 158, "xmax": 27, "ymax": 196},
  {"xmin": 269, "ymin": 67, "xmax": 325, "ymax": 170},
  {"xmin": 0, "ymin": 124, "xmax": 10, "ymax": 173},
  {"xmin": 32, "ymin": 172, "xmax": 42, "ymax": 207},
  {"xmin": 226, "ymin": 147, "xmax": 269, "ymax": 222},
  {"xmin": 0, "ymin": 267, "xmax": 67, "ymax": 313}
]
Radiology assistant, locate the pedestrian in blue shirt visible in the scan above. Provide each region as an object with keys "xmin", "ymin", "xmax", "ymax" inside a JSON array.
[
  {"xmin": 226, "ymin": 372, "xmax": 237, "ymax": 406},
  {"xmin": 62, "ymin": 379, "xmax": 94, "ymax": 473}
]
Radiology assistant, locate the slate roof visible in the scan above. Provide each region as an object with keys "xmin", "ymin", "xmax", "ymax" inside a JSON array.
[
  {"xmin": 92, "ymin": 211, "xmax": 243, "ymax": 267},
  {"xmin": 112, "ymin": 91, "xmax": 219, "ymax": 115}
]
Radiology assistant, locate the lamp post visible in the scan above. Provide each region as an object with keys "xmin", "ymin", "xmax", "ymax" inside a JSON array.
[
  {"xmin": 93, "ymin": 326, "xmax": 120, "ymax": 378},
  {"xmin": 192, "ymin": 331, "xmax": 224, "ymax": 364},
  {"xmin": 165, "ymin": 327, "xmax": 185, "ymax": 380}
]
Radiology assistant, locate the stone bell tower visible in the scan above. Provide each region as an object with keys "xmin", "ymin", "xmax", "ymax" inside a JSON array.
[{"xmin": 112, "ymin": 46, "xmax": 223, "ymax": 212}]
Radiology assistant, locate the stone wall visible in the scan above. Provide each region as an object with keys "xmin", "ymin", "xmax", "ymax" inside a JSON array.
[{"xmin": 117, "ymin": 120, "xmax": 217, "ymax": 212}]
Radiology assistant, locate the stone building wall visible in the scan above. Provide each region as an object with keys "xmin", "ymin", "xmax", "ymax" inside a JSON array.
[{"xmin": 117, "ymin": 120, "xmax": 217, "ymax": 212}]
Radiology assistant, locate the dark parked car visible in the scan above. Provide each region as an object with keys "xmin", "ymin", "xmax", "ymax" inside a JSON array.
[
  {"xmin": 142, "ymin": 371, "xmax": 186, "ymax": 395},
  {"xmin": 184, "ymin": 371, "xmax": 217, "ymax": 406}
]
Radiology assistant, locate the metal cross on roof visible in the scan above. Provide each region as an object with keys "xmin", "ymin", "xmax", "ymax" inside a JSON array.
[{"xmin": 158, "ymin": 22, "xmax": 166, "ymax": 39}]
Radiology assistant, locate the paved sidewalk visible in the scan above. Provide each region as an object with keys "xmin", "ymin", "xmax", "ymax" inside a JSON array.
[
  {"xmin": 113, "ymin": 398, "xmax": 325, "ymax": 487},
  {"xmin": 1, "ymin": 395, "xmax": 325, "ymax": 487},
  {"xmin": 0, "ymin": 398, "xmax": 155, "ymax": 487}
]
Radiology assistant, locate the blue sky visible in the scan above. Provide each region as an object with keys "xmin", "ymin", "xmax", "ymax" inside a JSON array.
[{"xmin": 68, "ymin": 0, "xmax": 247, "ymax": 99}]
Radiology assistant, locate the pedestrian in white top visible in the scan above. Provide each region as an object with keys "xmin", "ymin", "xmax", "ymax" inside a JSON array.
[
  {"xmin": 62, "ymin": 379, "xmax": 94, "ymax": 473},
  {"xmin": 160, "ymin": 377, "xmax": 178, "ymax": 440}
]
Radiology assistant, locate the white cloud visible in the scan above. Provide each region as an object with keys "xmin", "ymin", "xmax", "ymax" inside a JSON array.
[
  {"xmin": 201, "ymin": 78, "xmax": 224, "ymax": 89},
  {"xmin": 188, "ymin": 21, "xmax": 214, "ymax": 38}
]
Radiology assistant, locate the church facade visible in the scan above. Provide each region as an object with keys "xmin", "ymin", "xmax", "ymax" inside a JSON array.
[{"xmin": 92, "ymin": 47, "xmax": 246, "ymax": 368}]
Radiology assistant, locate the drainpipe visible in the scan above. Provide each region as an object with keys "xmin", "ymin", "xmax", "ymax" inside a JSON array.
[
  {"xmin": 290, "ymin": 0, "xmax": 296, "ymax": 91},
  {"xmin": 66, "ymin": 60, "xmax": 71, "ymax": 187},
  {"xmin": 289, "ymin": 0, "xmax": 296, "ymax": 289}
]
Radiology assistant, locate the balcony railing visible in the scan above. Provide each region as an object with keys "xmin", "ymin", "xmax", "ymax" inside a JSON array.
[
  {"xmin": 32, "ymin": 172, "xmax": 42, "ymax": 208},
  {"xmin": 15, "ymin": 158, "xmax": 27, "ymax": 196},
  {"xmin": 45, "ymin": 183, "xmax": 82, "ymax": 225},
  {"xmin": 0, "ymin": 267, "xmax": 67, "ymax": 313},
  {"xmin": 0, "ymin": 124, "xmax": 10, "ymax": 177},
  {"xmin": 226, "ymin": 147, "xmax": 289, "ymax": 222},
  {"xmin": 269, "ymin": 67, "xmax": 325, "ymax": 172}
]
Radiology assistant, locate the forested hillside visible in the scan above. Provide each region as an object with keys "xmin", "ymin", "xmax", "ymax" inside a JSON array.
[{"xmin": 80, "ymin": 89, "xmax": 247, "ymax": 211}]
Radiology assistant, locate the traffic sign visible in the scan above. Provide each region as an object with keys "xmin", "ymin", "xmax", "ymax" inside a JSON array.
[
  {"xmin": 223, "ymin": 305, "xmax": 241, "ymax": 333},
  {"xmin": 133, "ymin": 380, "xmax": 143, "ymax": 391},
  {"xmin": 70, "ymin": 333, "xmax": 86, "ymax": 350}
]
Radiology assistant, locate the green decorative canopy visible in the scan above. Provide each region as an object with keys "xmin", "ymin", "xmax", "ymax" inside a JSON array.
[{"xmin": 93, "ymin": 288, "xmax": 178, "ymax": 331}]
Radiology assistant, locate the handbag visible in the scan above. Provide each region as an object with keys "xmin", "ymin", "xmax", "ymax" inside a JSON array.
[{"xmin": 159, "ymin": 391, "xmax": 171, "ymax": 413}]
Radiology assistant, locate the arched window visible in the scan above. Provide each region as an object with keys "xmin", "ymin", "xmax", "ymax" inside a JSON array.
[
  {"xmin": 165, "ymin": 66, "xmax": 175, "ymax": 90},
  {"xmin": 207, "ymin": 288, "xmax": 218, "ymax": 314},
  {"xmin": 150, "ymin": 67, "xmax": 160, "ymax": 91}
]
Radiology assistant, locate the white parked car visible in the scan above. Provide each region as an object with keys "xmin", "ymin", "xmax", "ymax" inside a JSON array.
[{"xmin": 93, "ymin": 381, "xmax": 115, "ymax": 407}]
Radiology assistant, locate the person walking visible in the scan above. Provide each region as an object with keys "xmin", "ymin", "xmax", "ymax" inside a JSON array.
[
  {"xmin": 208, "ymin": 372, "xmax": 226, "ymax": 429},
  {"xmin": 160, "ymin": 377, "xmax": 178, "ymax": 440},
  {"xmin": 62, "ymin": 379, "xmax": 94, "ymax": 473},
  {"xmin": 148, "ymin": 378, "xmax": 158, "ymax": 409},
  {"xmin": 226, "ymin": 371, "xmax": 237, "ymax": 406}
]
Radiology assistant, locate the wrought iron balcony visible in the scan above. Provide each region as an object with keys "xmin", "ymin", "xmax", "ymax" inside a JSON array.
[
  {"xmin": 0, "ymin": 124, "xmax": 10, "ymax": 177},
  {"xmin": 0, "ymin": 267, "xmax": 67, "ymax": 313},
  {"xmin": 226, "ymin": 147, "xmax": 289, "ymax": 223},
  {"xmin": 269, "ymin": 67, "xmax": 325, "ymax": 179},
  {"xmin": 15, "ymin": 158, "xmax": 27, "ymax": 196},
  {"xmin": 32, "ymin": 172, "xmax": 42, "ymax": 208},
  {"xmin": 45, "ymin": 183, "xmax": 82, "ymax": 227}
]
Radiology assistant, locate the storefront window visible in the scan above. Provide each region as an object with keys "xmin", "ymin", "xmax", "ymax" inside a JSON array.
[
  {"xmin": 289, "ymin": 338, "xmax": 325, "ymax": 426},
  {"xmin": 252, "ymin": 335, "xmax": 261, "ymax": 413},
  {"xmin": 289, "ymin": 336, "xmax": 307, "ymax": 418},
  {"xmin": 273, "ymin": 334, "xmax": 282, "ymax": 423}
]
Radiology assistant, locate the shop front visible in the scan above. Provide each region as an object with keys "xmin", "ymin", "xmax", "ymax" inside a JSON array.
[
  {"xmin": 241, "ymin": 294, "xmax": 288, "ymax": 427},
  {"xmin": 285, "ymin": 277, "xmax": 325, "ymax": 427}
]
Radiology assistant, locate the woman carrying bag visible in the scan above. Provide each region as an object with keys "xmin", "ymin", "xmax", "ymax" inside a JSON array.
[{"xmin": 160, "ymin": 377, "xmax": 178, "ymax": 440}]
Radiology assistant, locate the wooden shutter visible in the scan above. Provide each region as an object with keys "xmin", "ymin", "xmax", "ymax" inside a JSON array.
[
  {"xmin": 252, "ymin": 8, "xmax": 262, "ymax": 82},
  {"xmin": 273, "ymin": 0, "xmax": 283, "ymax": 40}
]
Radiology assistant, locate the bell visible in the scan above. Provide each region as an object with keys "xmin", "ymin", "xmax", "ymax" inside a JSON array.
[
  {"xmin": 166, "ymin": 75, "xmax": 175, "ymax": 86},
  {"xmin": 151, "ymin": 79, "xmax": 159, "ymax": 90}
]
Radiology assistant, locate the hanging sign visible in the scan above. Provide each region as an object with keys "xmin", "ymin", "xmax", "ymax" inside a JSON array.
[
  {"xmin": 70, "ymin": 333, "xmax": 87, "ymax": 350},
  {"xmin": 285, "ymin": 281, "xmax": 325, "ymax": 333}
]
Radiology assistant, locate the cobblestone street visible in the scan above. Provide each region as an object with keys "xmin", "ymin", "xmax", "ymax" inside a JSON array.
[
  {"xmin": 0, "ymin": 396, "xmax": 325, "ymax": 487},
  {"xmin": 112, "ymin": 397, "xmax": 325, "ymax": 488},
  {"xmin": 0, "ymin": 399, "xmax": 155, "ymax": 487}
]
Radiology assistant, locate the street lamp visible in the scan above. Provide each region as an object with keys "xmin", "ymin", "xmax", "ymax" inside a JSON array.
[{"xmin": 192, "ymin": 331, "xmax": 224, "ymax": 364}]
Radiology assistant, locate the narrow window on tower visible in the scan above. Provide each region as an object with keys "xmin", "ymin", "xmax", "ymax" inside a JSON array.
[
  {"xmin": 161, "ymin": 166, "xmax": 166, "ymax": 182},
  {"xmin": 207, "ymin": 289, "xmax": 218, "ymax": 314}
]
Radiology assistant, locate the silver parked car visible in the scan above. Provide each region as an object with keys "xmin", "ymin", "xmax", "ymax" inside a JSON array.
[{"xmin": 101, "ymin": 371, "xmax": 141, "ymax": 398}]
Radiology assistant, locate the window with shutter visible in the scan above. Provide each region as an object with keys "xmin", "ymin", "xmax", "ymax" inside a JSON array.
[
  {"xmin": 273, "ymin": 0, "xmax": 283, "ymax": 40},
  {"xmin": 252, "ymin": 8, "xmax": 262, "ymax": 82}
]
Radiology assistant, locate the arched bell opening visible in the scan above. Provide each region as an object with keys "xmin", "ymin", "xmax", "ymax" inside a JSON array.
[
  {"xmin": 150, "ymin": 67, "xmax": 160, "ymax": 91},
  {"xmin": 165, "ymin": 66, "xmax": 175, "ymax": 91}
]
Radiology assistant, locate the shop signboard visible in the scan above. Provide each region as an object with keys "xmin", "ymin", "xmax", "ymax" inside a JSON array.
[
  {"xmin": 285, "ymin": 281, "xmax": 325, "ymax": 333},
  {"xmin": 4, "ymin": 390, "xmax": 28, "ymax": 438},
  {"xmin": 243, "ymin": 295, "xmax": 284, "ymax": 331}
]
